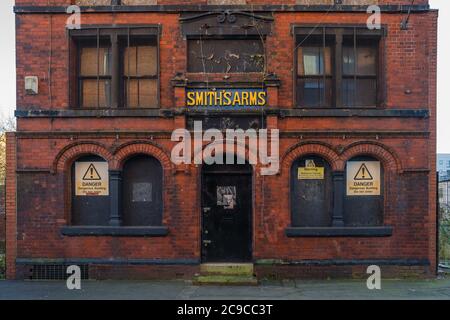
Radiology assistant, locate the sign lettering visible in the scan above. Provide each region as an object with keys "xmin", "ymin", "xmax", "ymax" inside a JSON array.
[
  {"xmin": 346, "ymin": 161, "xmax": 381, "ymax": 196},
  {"xmin": 75, "ymin": 162, "xmax": 109, "ymax": 196},
  {"xmin": 186, "ymin": 88, "xmax": 267, "ymax": 108}
]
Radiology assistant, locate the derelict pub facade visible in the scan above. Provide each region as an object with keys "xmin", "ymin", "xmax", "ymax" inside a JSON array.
[{"xmin": 6, "ymin": 0, "xmax": 437, "ymax": 280}]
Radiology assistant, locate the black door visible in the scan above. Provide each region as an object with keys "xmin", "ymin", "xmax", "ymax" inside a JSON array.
[{"xmin": 201, "ymin": 164, "xmax": 252, "ymax": 262}]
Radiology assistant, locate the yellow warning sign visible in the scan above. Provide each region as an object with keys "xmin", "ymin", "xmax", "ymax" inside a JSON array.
[
  {"xmin": 75, "ymin": 162, "xmax": 109, "ymax": 196},
  {"xmin": 82, "ymin": 164, "xmax": 102, "ymax": 181},
  {"xmin": 346, "ymin": 161, "xmax": 380, "ymax": 196},
  {"xmin": 298, "ymin": 160, "xmax": 324, "ymax": 180}
]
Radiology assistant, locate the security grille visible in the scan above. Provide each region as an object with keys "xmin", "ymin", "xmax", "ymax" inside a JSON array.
[{"xmin": 30, "ymin": 264, "xmax": 89, "ymax": 280}]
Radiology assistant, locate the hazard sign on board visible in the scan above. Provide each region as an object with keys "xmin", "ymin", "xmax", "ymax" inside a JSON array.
[
  {"xmin": 298, "ymin": 159, "xmax": 325, "ymax": 180},
  {"xmin": 75, "ymin": 162, "xmax": 109, "ymax": 196},
  {"xmin": 346, "ymin": 161, "xmax": 380, "ymax": 196}
]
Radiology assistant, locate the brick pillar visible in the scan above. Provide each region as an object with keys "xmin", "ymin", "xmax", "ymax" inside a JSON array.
[
  {"xmin": 5, "ymin": 133, "xmax": 17, "ymax": 280},
  {"xmin": 332, "ymin": 171, "xmax": 345, "ymax": 227},
  {"xmin": 174, "ymin": 114, "xmax": 186, "ymax": 129},
  {"xmin": 109, "ymin": 170, "xmax": 122, "ymax": 226},
  {"xmin": 174, "ymin": 87, "xmax": 186, "ymax": 108},
  {"xmin": 266, "ymin": 115, "xmax": 278, "ymax": 130},
  {"xmin": 266, "ymin": 86, "xmax": 279, "ymax": 108}
]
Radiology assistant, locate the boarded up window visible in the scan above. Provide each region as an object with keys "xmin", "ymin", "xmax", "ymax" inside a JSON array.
[
  {"xmin": 132, "ymin": 183, "xmax": 152, "ymax": 202},
  {"xmin": 123, "ymin": 40, "xmax": 158, "ymax": 108},
  {"xmin": 81, "ymin": 79, "xmax": 111, "ymax": 108},
  {"xmin": 188, "ymin": 38, "xmax": 265, "ymax": 73},
  {"xmin": 71, "ymin": 155, "xmax": 110, "ymax": 226},
  {"xmin": 72, "ymin": 29, "xmax": 159, "ymax": 109},
  {"xmin": 78, "ymin": 40, "xmax": 112, "ymax": 108},
  {"xmin": 124, "ymin": 46, "xmax": 157, "ymax": 76},
  {"xmin": 122, "ymin": 155, "xmax": 163, "ymax": 226},
  {"xmin": 80, "ymin": 47, "xmax": 111, "ymax": 76},
  {"xmin": 291, "ymin": 156, "xmax": 332, "ymax": 227},
  {"xmin": 344, "ymin": 156, "xmax": 384, "ymax": 226}
]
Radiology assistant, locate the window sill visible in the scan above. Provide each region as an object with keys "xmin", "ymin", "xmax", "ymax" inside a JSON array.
[
  {"xmin": 15, "ymin": 109, "xmax": 169, "ymax": 118},
  {"xmin": 61, "ymin": 226, "xmax": 169, "ymax": 237},
  {"xmin": 286, "ymin": 109, "xmax": 429, "ymax": 118},
  {"xmin": 285, "ymin": 226, "xmax": 393, "ymax": 237}
]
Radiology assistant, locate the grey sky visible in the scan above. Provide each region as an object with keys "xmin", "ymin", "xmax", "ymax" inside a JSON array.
[{"xmin": 0, "ymin": 0, "xmax": 448, "ymax": 152}]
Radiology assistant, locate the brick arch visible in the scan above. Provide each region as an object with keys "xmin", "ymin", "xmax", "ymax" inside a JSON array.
[
  {"xmin": 53, "ymin": 141, "xmax": 113, "ymax": 174},
  {"xmin": 113, "ymin": 141, "xmax": 173, "ymax": 172},
  {"xmin": 281, "ymin": 141, "xmax": 341, "ymax": 174},
  {"xmin": 340, "ymin": 141, "xmax": 402, "ymax": 172}
]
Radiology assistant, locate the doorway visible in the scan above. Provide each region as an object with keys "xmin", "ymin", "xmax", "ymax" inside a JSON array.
[{"xmin": 201, "ymin": 163, "xmax": 253, "ymax": 262}]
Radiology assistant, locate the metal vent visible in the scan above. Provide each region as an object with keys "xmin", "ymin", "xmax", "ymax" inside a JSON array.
[{"xmin": 30, "ymin": 264, "xmax": 89, "ymax": 280}]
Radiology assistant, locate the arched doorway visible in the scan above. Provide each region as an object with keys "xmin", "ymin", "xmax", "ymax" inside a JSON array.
[{"xmin": 201, "ymin": 161, "xmax": 253, "ymax": 262}]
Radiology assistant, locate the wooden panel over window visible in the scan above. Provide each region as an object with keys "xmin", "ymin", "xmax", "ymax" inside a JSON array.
[
  {"xmin": 344, "ymin": 156, "xmax": 384, "ymax": 226},
  {"xmin": 78, "ymin": 38, "xmax": 112, "ymax": 109},
  {"xmin": 71, "ymin": 155, "xmax": 110, "ymax": 226},
  {"xmin": 122, "ymin": 38, "xmax": 158, "ymax": 108},
  {"xmin": 69, "ymin": 26, "xmax": 160, "ymax": 109},
  {"xmin": 291, "ymin": 156, "xmax": 333, "ymax": 227},
  {"xmin": 122, "ymin": 155, "xmax": 163, "ymax": 227}
]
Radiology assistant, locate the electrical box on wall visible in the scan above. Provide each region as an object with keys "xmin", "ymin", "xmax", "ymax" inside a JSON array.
[{"xmin": 25, "ymin": 76, "xmax": 38, "ymax": 95}]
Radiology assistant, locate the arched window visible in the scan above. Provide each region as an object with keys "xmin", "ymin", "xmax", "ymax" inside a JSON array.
[
  {"xmin": 344, "ymin": 156, "xmax": 384, "ymax": 226},
  {"xmin": 290, "ymin": 155, "xmax": 333, "ymax": 227},
  {"xmin": 71, "ymin": 155, "xmax": 110, "ymax": 226},
  {"xmin": 122, "ymin": 155, "xmax": 163, "ymax": 226}
]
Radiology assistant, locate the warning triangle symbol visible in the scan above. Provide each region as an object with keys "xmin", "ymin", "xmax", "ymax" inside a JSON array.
[
  {"xmin": 82, "ymin": 163, "xmax": 102, "ymax": 181},
  {"xmin": 354, "ymin": 163, "xmax": 373, "ymax": 181}
]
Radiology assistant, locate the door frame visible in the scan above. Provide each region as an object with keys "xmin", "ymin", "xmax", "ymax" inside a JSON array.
[{"xmin": 200, "ymin": 164, "xmax": 254, "ymax": 263}]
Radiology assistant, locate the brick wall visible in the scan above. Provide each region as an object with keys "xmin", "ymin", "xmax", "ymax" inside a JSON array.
[
  {"xmin": 14, "ymin": 12, "xmax": 436, "ymax": 113},
  {"xmin": 8, "ymin": 2, "xmax": 437, "ymax": 279},
  {"xmin": 15, "ymin": 0, "xmax": 430, "ymax": 6}
]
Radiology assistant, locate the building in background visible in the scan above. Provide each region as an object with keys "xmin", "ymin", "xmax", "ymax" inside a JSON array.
[
  {"xmin": 6, "ymin": 0, "xmax": 438, "ymax": 280},
  {"xmin": 440, "ymin": 178, "xmax": 450, "ymax": 209},
  {"xmin": 438, "ymin": 154, "xmax": 450, "ymax": 180}
]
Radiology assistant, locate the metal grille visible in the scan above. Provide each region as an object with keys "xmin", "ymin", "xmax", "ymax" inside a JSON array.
[{"xmin": 30, "ymin": 264, "xmax": 89, "ymax": 280}]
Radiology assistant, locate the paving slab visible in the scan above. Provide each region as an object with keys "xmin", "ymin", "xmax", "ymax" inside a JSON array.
[{"xmin": 1, "ymin": 278, "xmax": 450, "ymax": 300}]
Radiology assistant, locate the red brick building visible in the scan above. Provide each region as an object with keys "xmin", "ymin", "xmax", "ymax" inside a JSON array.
[{"xmin": 6, "ymin": 0, "xmax": 437, "ymax": 280}]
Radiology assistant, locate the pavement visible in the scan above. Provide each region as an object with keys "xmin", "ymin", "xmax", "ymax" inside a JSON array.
[{"xmin": 1, "ymin": 277, "xmax": 450, "ymax": 300}]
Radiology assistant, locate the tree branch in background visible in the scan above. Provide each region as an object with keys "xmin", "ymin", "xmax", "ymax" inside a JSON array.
[{"xmin": 0, "ymin": 116, "xmax": 16, "ymax": 183}]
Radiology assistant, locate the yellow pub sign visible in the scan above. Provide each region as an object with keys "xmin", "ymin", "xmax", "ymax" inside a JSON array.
[{"xmin": 186, "ymin": 88, "xmax": 267, "ymax": 108}]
